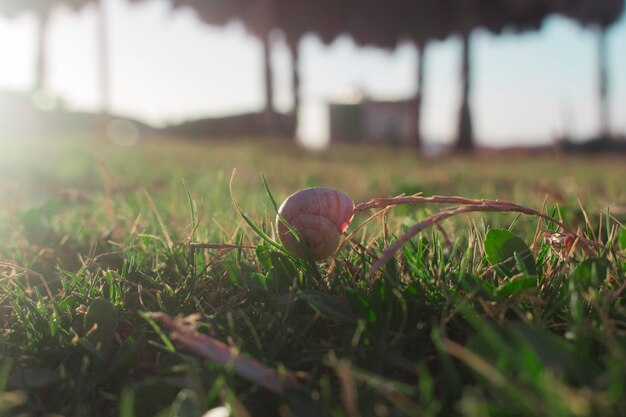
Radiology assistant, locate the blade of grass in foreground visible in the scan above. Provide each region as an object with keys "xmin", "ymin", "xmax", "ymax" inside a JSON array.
[
  {"xmin": 140, "ymin": 311, "xmax": 176, "ymax": 353},
  {"xmin": 144, "ymin": 190, "xmax": 174, "ymax": 250}
]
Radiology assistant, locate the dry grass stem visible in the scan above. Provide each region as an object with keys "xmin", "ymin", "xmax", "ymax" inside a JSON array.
[
  {"xmin": 356, "ymin": 196, "xmax": 602, "ymax": 276},
  {"xmin": 152, "ymin": 312, "xmax": 300, "ymax": 394}
]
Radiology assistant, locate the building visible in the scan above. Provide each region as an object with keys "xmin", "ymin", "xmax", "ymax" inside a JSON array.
[{"xmin": 329, "ymin": 97, "xmax": 418, "ymax": 146}]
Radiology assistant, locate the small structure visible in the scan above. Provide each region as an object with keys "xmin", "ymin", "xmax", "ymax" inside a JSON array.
[{"xmin": 329, "ymin": 97, "xmax": 418, "ymax": 146}]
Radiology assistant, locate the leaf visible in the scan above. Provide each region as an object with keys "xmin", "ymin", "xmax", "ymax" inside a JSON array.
[
  {"xmin": 119, "ymin": 388, "xmax": 135, "ymax": 417},
  {"xmin": 464, "ymin": 319, "xmax": 602, "ymax": 388},
  {"xmin": 509, "ymin": 322, "xmax": 600, "ymax": 382},
  {"xmin": 84, "ymin": 297, "xmax": 118, "ymax": 352},
  {"xmin": 496, "ymin": 276, "xmax": 537, "ymax": 298},
  {"xmin": 168, "ymin": 389, "xmax": 201, "ymax": 417},
  {"xmin": 106, "ymin": 328, "xmax": 147, "ymax": 382},
  {"xmin": 0, "ymin": 357, "xmax": 13, "ymax": 392},
  {"xmin": 284, "ymin": 388, "xmax": 327, "ymax": 417},
  {"xmin": 132, "ymin": 380, "xmax": 180, "ymax": 417},
  {"xmin": 256, "ymin": 246, "xmax": 275, "ymax": 272},
  {"xmin": 345, "ymin": 288, "xmax": 377, "ymax": 323},
  {"xmin": 6, "ymin": 367, "xmax": 60, "ymax": 390},
  {"xmin": 267, "ymin": 253, "xmax": 299, "ymax": 292},
  {"xmin": 241, "ymin": 272, "xmax": 270, "ymax": 296},
  {"xmin": 298, "ymin": 290, "xmax": 356, "ymax": 325},
  {"xmin": 451, "ymin": 272, "xmax": 497, "ymax": 300},
  {"xmin": 484, "ymin": 229, "xmax": 536, "ymax": 277},
  {"xmin": 619, "ymin": 227, "xmax": 626, "ymax": 250},
  {"xmin": 572, "ymin": 257, "xmax": 612, "ymax": 288},
  {"xmin": 250, "ymin": 249, "xmax": 299, "ymax": 295}
]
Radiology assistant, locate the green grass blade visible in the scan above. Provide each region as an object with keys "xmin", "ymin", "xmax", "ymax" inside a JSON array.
[
  {"xmin": 0, "ymin": 357, "xmax": 13, "ymax": 392},
  {"xmin": 229, "ymin": 170, "xmax": 285, "ymax": 251},
  {"xmin": 181, "ymin": 178, "xmax": 197, "ymax": 242},
  {"xmin": 139, "ymin": 312, "xmax": 176, "ymax": 353}
]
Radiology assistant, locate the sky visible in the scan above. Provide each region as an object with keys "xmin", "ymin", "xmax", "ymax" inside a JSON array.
[{"xmin": 0, "ymin": 0, "xmax": 625, "ymax": 148}]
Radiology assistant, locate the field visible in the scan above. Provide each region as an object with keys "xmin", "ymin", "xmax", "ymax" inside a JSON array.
[{"xmin": 1, "ymin": 135, "xmax": 626, "ymax": 417}]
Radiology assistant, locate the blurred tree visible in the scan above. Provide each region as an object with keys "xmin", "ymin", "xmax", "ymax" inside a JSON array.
[
  {"xmin": 92, "ymin": 0, "xmax": 145, "ymax": 114},
  {"xmin": 277, "ymin": 1, "xmax": 441, "ymax": 149},
  {"xmin": 440, "ymin": 0, "xmax": 554, "ymax": 152},
  {"xmin": 90, "ymin": 0, "xmax": 110, "ymax": 114},
  {"xmin": 170, "ymin": 0, "xmax": 281, "ymax": 134},
  {"xmin": 274, "ymin": 0, "xmax": 352, "ymax": 139},
  {"xmin": 558, "ymin": 0, "xmax": 624, "ymax": 142},
  {"xmin": 96, "ymin": 0, "xmax": 111, "ymax": 114},
  {"xmin": 0, "ymin": 0, "xmax": 89, "ymax": 93}
]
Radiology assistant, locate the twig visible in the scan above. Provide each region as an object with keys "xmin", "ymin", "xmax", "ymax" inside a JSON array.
[{"xmin": 151, "ymin": 312, "xmax": 299, "ymax": 394}]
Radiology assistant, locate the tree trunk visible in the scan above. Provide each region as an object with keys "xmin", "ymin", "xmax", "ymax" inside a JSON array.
[
  {"xmin": 455, "ymin": 33, "xmax": 474, "ymax": 152},
  {"xmin": 597, "ymin": 26, "xmax": 609, "ymax": 141},
  {"xmin": 413, "ymin": 42, "xmax": 424, "ymax": 149},
  {"xmin": 289, "ymin": 40, "xmax": 300, "ymax": 139},
  {"xmin": 97, "ymin": 0, "xmax": 110, "ymax": 115},
  {"xmin": 34, "ymin": 10, "xmax": 49, "ymax": 92},
  {"xmin": 262, "ymin": 32, "xmax": 275, "ymax": 135}
]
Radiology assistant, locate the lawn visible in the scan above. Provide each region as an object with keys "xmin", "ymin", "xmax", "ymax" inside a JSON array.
[{"xmin": 1, "ymin": 135, "xmax": 625, "ymax": 417}]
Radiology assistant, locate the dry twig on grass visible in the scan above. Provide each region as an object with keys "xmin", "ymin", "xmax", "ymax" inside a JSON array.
[{"xmin": 152, "ymin": 312, "xmax": 300, "ymax": 394}]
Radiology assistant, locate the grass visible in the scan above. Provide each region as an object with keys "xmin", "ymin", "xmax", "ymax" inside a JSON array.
[{"xmin": 1, "ymin": 135, "xmax": 626, "ymax": 417}]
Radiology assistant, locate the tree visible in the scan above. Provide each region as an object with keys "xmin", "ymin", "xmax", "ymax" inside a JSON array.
[
  {"xmin": 0, "ymin": 0, "xmax": 89, "ymax": 93},
  {"xmin": 163, "ymin": 0, "xmax": 625, "ymax": 149},
  {"xmin": 440, "ymin": 0, "xmax": 554, "ymax": 152},
  {"xmin": 558, "ymin": 0, "xmax": 624, "ymax": 141},
  {"xmin": 170, "ymin": 0, "xmax": 280, "ymax": 134},
  {"xmin": 96, "ymin": 0, "xmax": 109, "ymax": 114}
]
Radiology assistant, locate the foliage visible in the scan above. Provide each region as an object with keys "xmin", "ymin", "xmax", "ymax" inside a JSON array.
[{"xmin": 1, "ymin": 137, "xmax": 626, "ymax": 417}]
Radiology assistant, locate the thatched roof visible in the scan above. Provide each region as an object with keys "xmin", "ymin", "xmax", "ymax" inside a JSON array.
[
  {"xmin": 169, "ymin": 0, "xmax": 624, "ymax": 48},
  {"xmin": 558, "ymin": 0, "xmax": 624, "ymax": 28}
]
